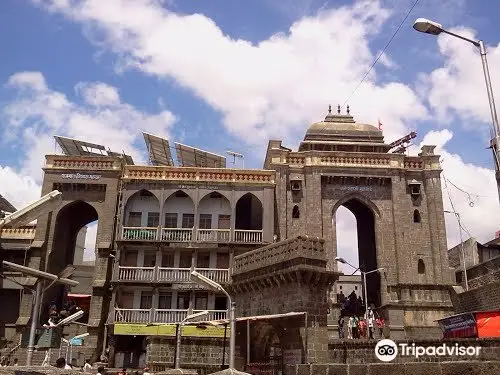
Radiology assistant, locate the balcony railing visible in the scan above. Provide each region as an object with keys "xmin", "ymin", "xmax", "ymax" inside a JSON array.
[
  {"xmin": 196, "ymin": 268, "xmax": 230, "ymax": 283},
  {"xmin": 119, "ymin": 266, "xmax": 156, "ymax": 282},
  {"xmin": 157, "ymin": 267, "xmax": 191, "ymax": 283},
  {"xmin": 234, "ymin": 229, "xmax": 262, "ymax": 243},
  {"xmin": 114, "ymin": 308, "xmax": 151, "ymax": 323},
  {"xmin": 115, "ymin": 308, "xmax": 227, "ymax": 324},
  {"xmin": 121, "ymin": 226, "xmax": 263, "ymax": 244},
  {"xmin": 161, "ymin": 228, "xmax": 193, "ymax": 242},
  {"xmin": 117, "ymin": 266, "xmax": 230, "ymax": 284},
  {"xmin": 197, "ymin": 229, "xmax": 231, "ymax": 242},
  {"xmin": 122, "ymin": 227, "xmax": 158, "ymax": 241}
]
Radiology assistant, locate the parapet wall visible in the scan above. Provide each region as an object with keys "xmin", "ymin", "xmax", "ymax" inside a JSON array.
[
  {"xmin": 285, "ymin": 361, "xmax": 500, "ymax": 375},
  {"xmin": 327, "ymin": 338, "xmax": 500, "ymax": 364}
]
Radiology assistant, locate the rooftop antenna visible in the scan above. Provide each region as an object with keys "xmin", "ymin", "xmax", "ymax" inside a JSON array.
[{"xmin": 226, "ymin": 150, "xmax": 244, "ymax": 168}]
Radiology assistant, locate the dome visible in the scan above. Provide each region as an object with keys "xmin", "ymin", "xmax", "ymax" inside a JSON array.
[{"xmin": 303, "ymin": 105, "xmax": 384, "ymax": 144}]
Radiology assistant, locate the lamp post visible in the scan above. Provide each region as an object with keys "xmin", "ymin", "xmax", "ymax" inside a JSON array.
[
  {"xmin": 190, "ymin": 271, "xmax": 235, "ymax": 369},
  {"xmin": 2, "ymin": 261, "xmax": 79, "ymax": 366},
  {"xmin": 67, "ymin": 332, "xmax": 90, "ymax": 364},
  {"xmin": 413, "ymin": 18, "xmax": 500, "ymax": 203},
  {"xmin": 444, "ymin": 210, "xmax": 469, "ymax": 290},
  {"xmin": 335, "ymin": 257, "xmax": 384, "ymax": 315},
  {"xmin": 174, "ymin": 310, "xmax": 209, "ymax": 369}
]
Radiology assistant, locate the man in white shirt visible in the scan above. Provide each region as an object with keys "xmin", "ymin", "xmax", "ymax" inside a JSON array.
[
  {"xmin": 83, "ymin": 359, "xmax": 92, "ymax": 373},
  {"xmin": 367, "ymin": 308, "xmax": 375, "ymax": 339}
]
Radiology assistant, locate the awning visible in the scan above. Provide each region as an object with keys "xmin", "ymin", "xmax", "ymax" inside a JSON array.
[
  {"xmin": 185, "ymin": 311, "xmax": 306, "ymax": 326},
  {"xmin": 67, "ymin": 293, "xmax": 92, "ymax": 298}
]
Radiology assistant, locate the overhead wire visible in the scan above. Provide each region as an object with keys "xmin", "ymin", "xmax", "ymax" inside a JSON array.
[
  {"xmin": 316, "ymin": 0, "xmax": 422, "ymax": 137},
  {"xmin": 340, "ymin": 0, "xmax": 421, "ymax": 109}
]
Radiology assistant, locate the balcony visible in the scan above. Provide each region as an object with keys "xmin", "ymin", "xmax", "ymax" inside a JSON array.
[
  {"xmin": 117, "ymin": 266, "xmax": 230, "ymax": 284},
  {"xmin": 121, "ymin": 226, "xmax": 263, "ymax": 244},
  {"xmin": 115, "ymin": 308, "xmax": 227, "ymax": 324}
]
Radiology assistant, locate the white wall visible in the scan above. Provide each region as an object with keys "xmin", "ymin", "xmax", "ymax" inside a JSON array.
[
  {"xmin": 164, "ymin": 196, "xmax": 195, "ymax": 227},
  {"xmin": 124, "ymin": 195, "xmax": 160, "ymax": 227},
  {"xmin": 198, "ymin": 195, "xmax": 231, "ymax": 228}
]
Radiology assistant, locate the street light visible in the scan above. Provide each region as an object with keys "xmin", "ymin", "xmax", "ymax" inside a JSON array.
[
  {"xmin": 67, "ymin": 332, "xmax": 90, "ymax": 364},
  {"xmin": 444, "ymin": 210, "xmax": 469, "ymax": 290},
  {"xmin": 413, "ymin": 18, "xmax": 500, "ymax": 203},
  {"xmin": 2, "ymin": 261, "xmax": 79, "ymax": 366},
  {"xmin": 190, "ymin": 270, "xmax": 235, "ymax": 369},
  {"xmin": 335, "ymin": 257, "xmax": 384, "ymax": 315},
  {"xmin": 174, "ymin": 310, "xmax": 209, "ymax": 369}
]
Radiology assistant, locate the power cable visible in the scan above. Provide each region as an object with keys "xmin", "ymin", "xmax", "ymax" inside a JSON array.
[{"xmin": 340, "ymin": 0, "xmax": 421, "ymax": 109}]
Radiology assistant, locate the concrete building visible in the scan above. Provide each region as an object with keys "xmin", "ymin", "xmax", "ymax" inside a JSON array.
[{"xmin": 5, "ymin": 107, "xmax": 457, "ymax": 369}]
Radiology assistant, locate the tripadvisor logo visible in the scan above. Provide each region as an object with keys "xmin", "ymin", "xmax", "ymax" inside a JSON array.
[{"xmin": 375, "ymin": 339, "xmax": 481, "ymax": 362}]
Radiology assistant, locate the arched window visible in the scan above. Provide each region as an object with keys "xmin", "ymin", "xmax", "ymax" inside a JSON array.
[
  {"xmin": 418, "ymin": 259, "xmax": 425, "ymax": 274},
  {"xmin": 292, "ymin": 205, "xmax": 300, "ymax": 219},
  {"xmin": 413, "ymin": 209, "xmax": 421, "ymax": 223}
]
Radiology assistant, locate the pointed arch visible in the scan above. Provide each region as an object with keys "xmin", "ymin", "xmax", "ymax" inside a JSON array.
[
  {"xmin": 124, "ymin": 189, "xmax": 160, "ymax": 227},
  {"xmin": 418, "ymin": 259, "xmax": 426, "ymax": 274},
  {"xmin": 198, "ymin": 191, "xmax": 231, "ymax": 229},
  {"xmin": 331, "ymin": 192, "xmax": 381, "ymax": 218},
  {"xmin": 164, "ymin": 189, "xmax": 195, "ymax": 228},
  {"xmin": 235, "ymin": 193, "xmax": 263, "ymax": 230},
  {"xmin": 292, "ymin": 205, "xmax": 300, "ymax": 218}
]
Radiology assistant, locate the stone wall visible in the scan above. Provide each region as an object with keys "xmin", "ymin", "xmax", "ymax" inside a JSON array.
[
  {"xmin": 285, "ymin": 361, "xmax": 500, "ymax": 375},
  {"xmin": 452, "ymin": 281, "xmax": 500, "ymax": 313},
  {"xmin": 146, "ymin": 336, "xmax": 229, "ymax": 374},
  {"xmin": 327, "ymin": 338, "xmax": 500, "ymax": 364}
]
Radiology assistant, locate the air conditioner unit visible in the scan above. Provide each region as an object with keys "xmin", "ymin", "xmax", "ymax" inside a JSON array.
[{"xmin": 290, "ymin": 181, "xmax": 301, "ymax": 191}]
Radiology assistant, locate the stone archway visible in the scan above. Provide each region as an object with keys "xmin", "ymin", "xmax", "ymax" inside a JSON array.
[
  {"xmin": 333, "ymin": 195, "xmax": 381, "ymax": 309},
  {"xmin": 44, "ymin": 200, "xmax": 99, "ymax": 317}
]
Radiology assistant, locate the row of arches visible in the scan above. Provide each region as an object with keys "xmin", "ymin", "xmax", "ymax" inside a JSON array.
[{"xmin": 124, "ymin": 190, "xmax": 263, "ymax": 230}]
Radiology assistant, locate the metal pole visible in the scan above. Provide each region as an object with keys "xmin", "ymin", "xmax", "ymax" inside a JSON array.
[
  {"xmin": 479, "ymin": 40, "xmax": 500, "ymax": 202},
  {"xmin": 362, "ymin": 272, "xmax": 368, "ymax": 317},
  {"xmin": 27, "ymin": 281, "xmax": 43, "ymax": 366},
  {"xmin": 70, "ymin": 344, "xmax": 73, "ymax": 365},
  {"xmin": 246, "ymin": 319, "xmax": 250, "ymax": 365},
  {"xmin": 229, "ymin": 300, "xmax": 235, "ymax": 369},
  {"xmin": 456, "ymin": 213, "xmax": 469, "ymax": 290},
  {"xmin": 174, "ymin": 323, "xmax": 182, "ymax": 369}
]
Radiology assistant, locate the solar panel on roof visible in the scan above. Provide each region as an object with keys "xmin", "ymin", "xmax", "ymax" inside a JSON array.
[
  {"xmin": 142, "ymin": 132, "xmax": 174, "ymax": 166},
  {"xmin": 174, "ymin": 142, "xmax": 226, "ymax": 168},
  {"xmin": 54, "ymin": 135, "xmax": 134, "ymax": 164},
  {"xmin": 55, "ymin": 135, "xmax": 108, "ymax": 156}
]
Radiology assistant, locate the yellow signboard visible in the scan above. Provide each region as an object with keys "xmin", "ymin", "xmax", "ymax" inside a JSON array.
[{"xmin": 114, "ymin": 324, "xmax": 230, "ymax": 338}]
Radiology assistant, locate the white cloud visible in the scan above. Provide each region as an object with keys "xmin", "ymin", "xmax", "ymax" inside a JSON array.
[
  {"xmin": 32, "ymin": 0, "xmax": 427, "ymax": 146},
  {"xmin": 0, "ymin": 166, "xmax": 41, "ymax": 208},
  {"xmin": 419, "ymin": 27, "xmax": 500, "ymax": 129},
  {"xmin": 2, "ymin": 71, "xmax": 177, "ymax": 181},
  {"xmin": 14, "ymin": 0, "xmax": 500, "ymax": 262},
  {"xmin": 419, "ymin": 130, "xmax": 500, "ymax": 246}
]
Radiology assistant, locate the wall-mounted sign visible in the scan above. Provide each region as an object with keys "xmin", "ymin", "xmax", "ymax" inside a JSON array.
[
  {"xmin": 61, "ymin": 173, "xmax": 102, "ymax": 180},
  {"xmin": 338, "ymin": 186, "xmax": 373, "ymax": 192},
  {"xmin": 172, "ymin": 184, "xmax": 224, "ymax": 190},
  {"xmin": 113, "ymin": 323, "xmax": 230, "ymax": 337}
]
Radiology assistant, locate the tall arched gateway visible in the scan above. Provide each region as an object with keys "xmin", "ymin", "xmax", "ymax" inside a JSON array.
[
  {"xmin": 265, "ymin": 107, "xmax": 454, "ymax": 339},
  {"xmin": 18, "ymin": 155, "xmax": 124, "ymax": 361}
]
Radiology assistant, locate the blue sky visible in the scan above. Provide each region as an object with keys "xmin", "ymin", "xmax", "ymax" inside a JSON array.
[{"xmin": 1, "ymin": 0, "xmax": 500, "ymax": 268}]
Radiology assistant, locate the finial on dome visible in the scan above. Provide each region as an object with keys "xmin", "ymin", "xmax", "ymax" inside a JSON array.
[
  {"xmin": 337, "ymin": 105, "xmax": 341, "ymax": 114},
  {"xmin": 328, "ymin": 104, "xmax": 332, "ymax": 114},
  {"xmin": 347, "ymin": 105, "xmax": 350, "ymax": 115}
]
